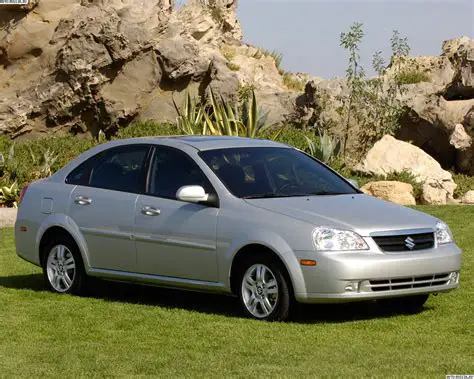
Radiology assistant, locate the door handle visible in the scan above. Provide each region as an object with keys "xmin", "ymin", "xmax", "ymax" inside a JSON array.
[
  {"xmin": 141, "ymin": 206, "xmax": 161, "ymax": 216},
  {"xmin": 75, "ymin": 196, "xmax": 92, "ymax": 206}
]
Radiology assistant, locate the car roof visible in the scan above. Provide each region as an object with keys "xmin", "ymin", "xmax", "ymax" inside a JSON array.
[{"xmin": 123, "ymin": 135, "xmax": 291, "ymax": 151}]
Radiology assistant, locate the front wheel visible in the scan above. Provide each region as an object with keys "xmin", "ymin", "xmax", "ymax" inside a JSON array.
[
  {"xmin": 42, "ymin": 235, "xmax": 86, "ymax": 295},
  {"xmin": 238, "ymin": 257, "xmax": 291, "ymax": 321}
]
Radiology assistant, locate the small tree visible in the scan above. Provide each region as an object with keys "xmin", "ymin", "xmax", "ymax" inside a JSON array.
[
  {"xmin": 339, "ymin": 22, "xmax": 365, "ymax": 158},
  {"xmin": 338, "ymin": 26, "xmax": 409, "ymax": 158}
]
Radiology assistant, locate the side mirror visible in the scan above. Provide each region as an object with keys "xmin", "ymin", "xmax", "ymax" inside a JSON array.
[
  {"xmin": 176, "ymin": 185, "xmax": 208, "ymax": 203},
  {"xmin": 347, "ymin": 178, "xmax": 359, "ymax": 189}
]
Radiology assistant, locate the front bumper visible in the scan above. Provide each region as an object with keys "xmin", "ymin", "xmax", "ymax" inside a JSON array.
[{"xmin": 293, "ymin": 243, "xmax": 462, "ymax": 303}]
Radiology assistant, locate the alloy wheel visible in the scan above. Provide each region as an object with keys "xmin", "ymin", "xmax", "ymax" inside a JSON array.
[
  {"xmin": 46, "ymin": 244, "xmax": 76, "ymax": 293},
  {"xmin": 241, "ymin": 264, "xmax": 279, "ymax": 318}
]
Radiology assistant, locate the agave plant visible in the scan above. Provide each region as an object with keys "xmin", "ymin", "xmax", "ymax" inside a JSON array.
[
  {"xmin": 0, "ymin": 182, "xmax": 19, "ymax": 208},
  {"xmin": 173, "ymin": 91, "xmax": 204, "ymax": 135},
  {"xmin": 29, "ymin": 147, "xmax": 59, "ymax": 179},
  {"xmin": 174, "ymin": 87, "xmax": 283, "ymax": 140},
  {"xmin": 202, "ymin": 88, "xmax": 241, "ymax": 136},
  {"xmin": 304, "ymin": 131, "xmax": 341, "ymax": 165},
  {"xmin": 240, "ymin": 90, "xmax": 275, "ymax": 138}
]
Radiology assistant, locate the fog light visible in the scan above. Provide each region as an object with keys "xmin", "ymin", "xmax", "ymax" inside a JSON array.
[
  {"xmin": 447, "ymin": 271, "xmax": 459, "ymax": 285},
  {"xmin": 344, "ymin": 281, "xmax": 360, "ymax": 292}
]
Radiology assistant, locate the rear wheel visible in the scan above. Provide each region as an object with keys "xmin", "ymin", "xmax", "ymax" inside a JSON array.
[
  {"xmin": 237, "ymin": 256, "xmax": 291, "ymax": 321},
  {"xmin": 379, "ymin": 294, "xmax": 429, "ymax": 313},
  {"xmin": 42, "ymin": 234, "xmax": 85, "ymax": 295}
]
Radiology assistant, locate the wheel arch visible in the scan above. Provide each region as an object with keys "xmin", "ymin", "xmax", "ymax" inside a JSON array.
[
  {"xmin": 36, "ymin": 215, "xmax": 91, "ymax": 270},
  {"xmin": 229, "ymin": 243, "xmax": 297, "ymax": 297}
]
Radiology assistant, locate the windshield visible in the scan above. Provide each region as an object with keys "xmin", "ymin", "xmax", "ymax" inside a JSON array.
[{"xmin": 199, "ymin": 147, "xmax": 359, "ymax": 199}]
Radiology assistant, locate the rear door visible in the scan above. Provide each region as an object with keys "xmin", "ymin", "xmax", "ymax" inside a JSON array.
[
  {"xmin": 134, "ymin": 146, "xmax": 219, "ymax": 282},
  {"xmin": 66, "ymin": 144, "xmax": 151, "ymax": 272}
]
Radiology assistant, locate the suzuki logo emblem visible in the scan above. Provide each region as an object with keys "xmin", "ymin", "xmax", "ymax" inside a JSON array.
[{"xmin": 404, "ymin": 236, "xmax": 416, "ymax": 250}]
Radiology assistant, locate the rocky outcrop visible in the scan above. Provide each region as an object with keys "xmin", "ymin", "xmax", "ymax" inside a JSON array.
[
  {"xmin": 391, "ymin": 37, "xmax": 474, "ymax": 174},
  {"xmin": 0, "ymin": 0, "xmax": 245, "ymax": 138},
  {"xmin": 357, "ymin": 135, "xmax": 456, "ymax": 204},
  {"xmin": 292, "ymin": 37, "xmax": 474, "ymax": 175},
  {"xmin": 361, "ymin": 181, "xmax": 416, "ymax": 206},
  {"xmin": 442, "ymin": 37, "xmax": 474, "ymax": 100}
]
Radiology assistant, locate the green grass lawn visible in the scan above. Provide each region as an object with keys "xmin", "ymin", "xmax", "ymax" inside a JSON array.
[{"xmin": 0, "ymin": 206, "xmax": 473, "ymax": 377}]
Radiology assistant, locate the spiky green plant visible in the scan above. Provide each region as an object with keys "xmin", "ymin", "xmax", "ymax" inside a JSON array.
[
  {"xmin": 174, "ymin": 88, "xmax": 281, "ymax": 139},
  {"xmin": 28, "ymin": 147, "xmax": 59, "ymax": 179},
  {"xmin": 0, "ymin": 182, "xmax": 19, "ymax": 208},
  {"xmin": 173, "ymin": 92, "xmax": 205, "ymax": 135},
  {"xmin": 239, "ymin": 90, "xmax": 280, "ymax": 139},
  {"xmin": 304, "ymin": 131, "xmax": 341, "ymax": 165}
]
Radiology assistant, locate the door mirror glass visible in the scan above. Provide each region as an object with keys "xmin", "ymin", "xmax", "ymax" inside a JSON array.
[{"xmin": 176, "ymin": 185, "xmax": 209, "ymax": 203}]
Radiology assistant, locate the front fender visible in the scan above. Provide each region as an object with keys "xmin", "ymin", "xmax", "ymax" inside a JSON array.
[
  {"xmin": 219, "ymin": 230, "xmax": 308, "ymax": 295},
  {"xmin": 36, "ymin": 214, "xmax": 91, "ymax": 270}
]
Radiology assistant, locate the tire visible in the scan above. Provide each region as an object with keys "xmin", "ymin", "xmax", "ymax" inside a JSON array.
[
  {"xmin": 379, "ymin": 294, "xmax": 429, "ymax": 313},
  {"xmin": 42, "ymin": 233, "xmax": 86, "ymax": 295},
  {"xmin": 237, "ymin": 255, "xmax": 291, "ymax": 321}
]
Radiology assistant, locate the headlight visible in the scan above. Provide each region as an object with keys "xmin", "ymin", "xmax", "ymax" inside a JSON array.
[
  {"xmin": 436, "ymin": 221, "xmax": 453, "ymax": 245},
  {"xmin": 312, "ymin": 227, "xmax": 369, "ymax": 251}
]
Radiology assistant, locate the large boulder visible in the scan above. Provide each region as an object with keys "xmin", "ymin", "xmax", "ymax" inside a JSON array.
[
  {"xmin": 357, "ymin": 135, "xmax": 456, "ymax": 204},
  {"xmin": 461, "ymin": 190, "xmax": 474, "ymax": 204},
  {"xmin": 361, "ymin": 181, "xmax": 416, "ymax": 206}
]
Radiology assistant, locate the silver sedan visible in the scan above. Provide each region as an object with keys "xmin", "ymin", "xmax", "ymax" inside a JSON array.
[{"xmin": 15, "ymin": 136, "xmax": 462, "ymax": 321}]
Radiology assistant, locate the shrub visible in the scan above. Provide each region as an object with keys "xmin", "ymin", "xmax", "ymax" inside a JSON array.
[
  {"xmin": 282, "ymin": 73, "xmax": 305, "ymax": 92},
  {"xmin": 452, "ymin": 173, "xmax": 474, "ymax": 199},
  {"xmin": 0, "ymin": 136, "xmax": 97, "ymax": 189},
  {"xmin": 255, "ymin": 48, "xmax": 283, "ymax": 70},
  {"xmin": 238, "ymin": 84, "xmax": 256, "ymax": 103},
  {"xmin": 394, "ymin": 70, "xmax": 430, "ymax": 85},
  {"xmin": 0, "ymin": 182, "xmax": 18, "ymax": 208},
  {"xmin": 220, "ymin": 45, "xmax": 236, "ymax": 61},
  {"xmin": 115, "ymin": 121, "xmax": 180, "ymax": 139},
  {"xmin": 226, "ymin": 62, "xmax": 240, "ymax": 71},
  {"xmin": 266, "ymin": 126, "xmax": 319, "ymax": 152}
]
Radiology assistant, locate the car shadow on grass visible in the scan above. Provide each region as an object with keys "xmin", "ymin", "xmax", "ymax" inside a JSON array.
[{"xmin": 0, "ymin": 274, "xmax": 431, "ymax": 323}]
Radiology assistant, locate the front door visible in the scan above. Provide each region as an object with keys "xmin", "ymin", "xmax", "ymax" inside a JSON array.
[
  {"xmin": 66, "ymin": 144, "xmax": 150, "ymax": 272},
  {"xmin": 134, "ymin": 146, "xmax": 219, "ymax": 282}
]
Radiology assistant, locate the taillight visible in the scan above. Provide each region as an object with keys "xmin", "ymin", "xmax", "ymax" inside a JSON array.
[{"xmin": 19, "ymin": 184, "xmax": 29, "ymax": 204}]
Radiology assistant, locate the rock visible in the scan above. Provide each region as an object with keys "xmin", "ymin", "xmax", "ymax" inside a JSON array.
[
  {"xmin": 361, "ymin": 181, "xmax": 416, "ymax": 206},
  {"xmin": 357, "ymin": 135, "xmax": 457, "ymax": 202},
  {"xmin": 421, "ymin": 182, "xmax": 449, "ymax": 205},
  {"xmin": 0, "ymin": 208, "xmax": 17, "ymax": 228},
  {"xmin": 395, "ymin": 94, "xmax": 474, "ymax": 171},
  {"xmin": 442, "ymin": 36, "xmax": 474, "ymax": 100},
  {"xmin": 0, "ymin": 0, "xmax": 243, "ymax": 138},
  {"xmin": 450, "ymin": 123, "xmax": 472, "ymax": 149},
  {"xmin": 461, "ymin": 190, "xmax": 474, "ymax": 204}
]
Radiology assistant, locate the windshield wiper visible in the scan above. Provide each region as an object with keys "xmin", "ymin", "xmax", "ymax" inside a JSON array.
[
  {"xmin": 242, "ymin": 193, "xmax": 280, "ymax": 199},
  {"xmin": 243, "ymin": 191, "xmax": 349, "ymax": 199},
  {"xmin": 308, "ymin": 191, "xmax": 347, "ymax": 196}
]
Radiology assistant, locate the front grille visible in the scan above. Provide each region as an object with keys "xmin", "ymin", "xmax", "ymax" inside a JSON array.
[
  {"xmin": 373, "ymin": 232, "xmax": 435, "ymax": 252},
  {"xmin": 368, "ymin": 273, "xmax": 450, "ymax": 292}
]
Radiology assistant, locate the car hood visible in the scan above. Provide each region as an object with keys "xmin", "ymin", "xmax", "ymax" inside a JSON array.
[{"xmin": 245, "ymin": 194, "xmax": 438, "ymax": 236}]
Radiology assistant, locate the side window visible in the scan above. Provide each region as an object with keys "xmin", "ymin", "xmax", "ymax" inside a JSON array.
[
  {"xmin": 87, "ymin": 145, "xmax": 150, "ymax": 193},
  {"xmin": 148, "ymin": 148, "xmax": 213, "ymax": 199},
  {"xmin": 65, "ymin": 161, "xmax": 92, "ymax": 185}
]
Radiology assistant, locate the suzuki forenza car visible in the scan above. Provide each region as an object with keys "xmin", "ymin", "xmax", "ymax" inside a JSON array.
[{"xmin": 15, "ymin": 136, "xmax": 462, "ymax": 320}]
